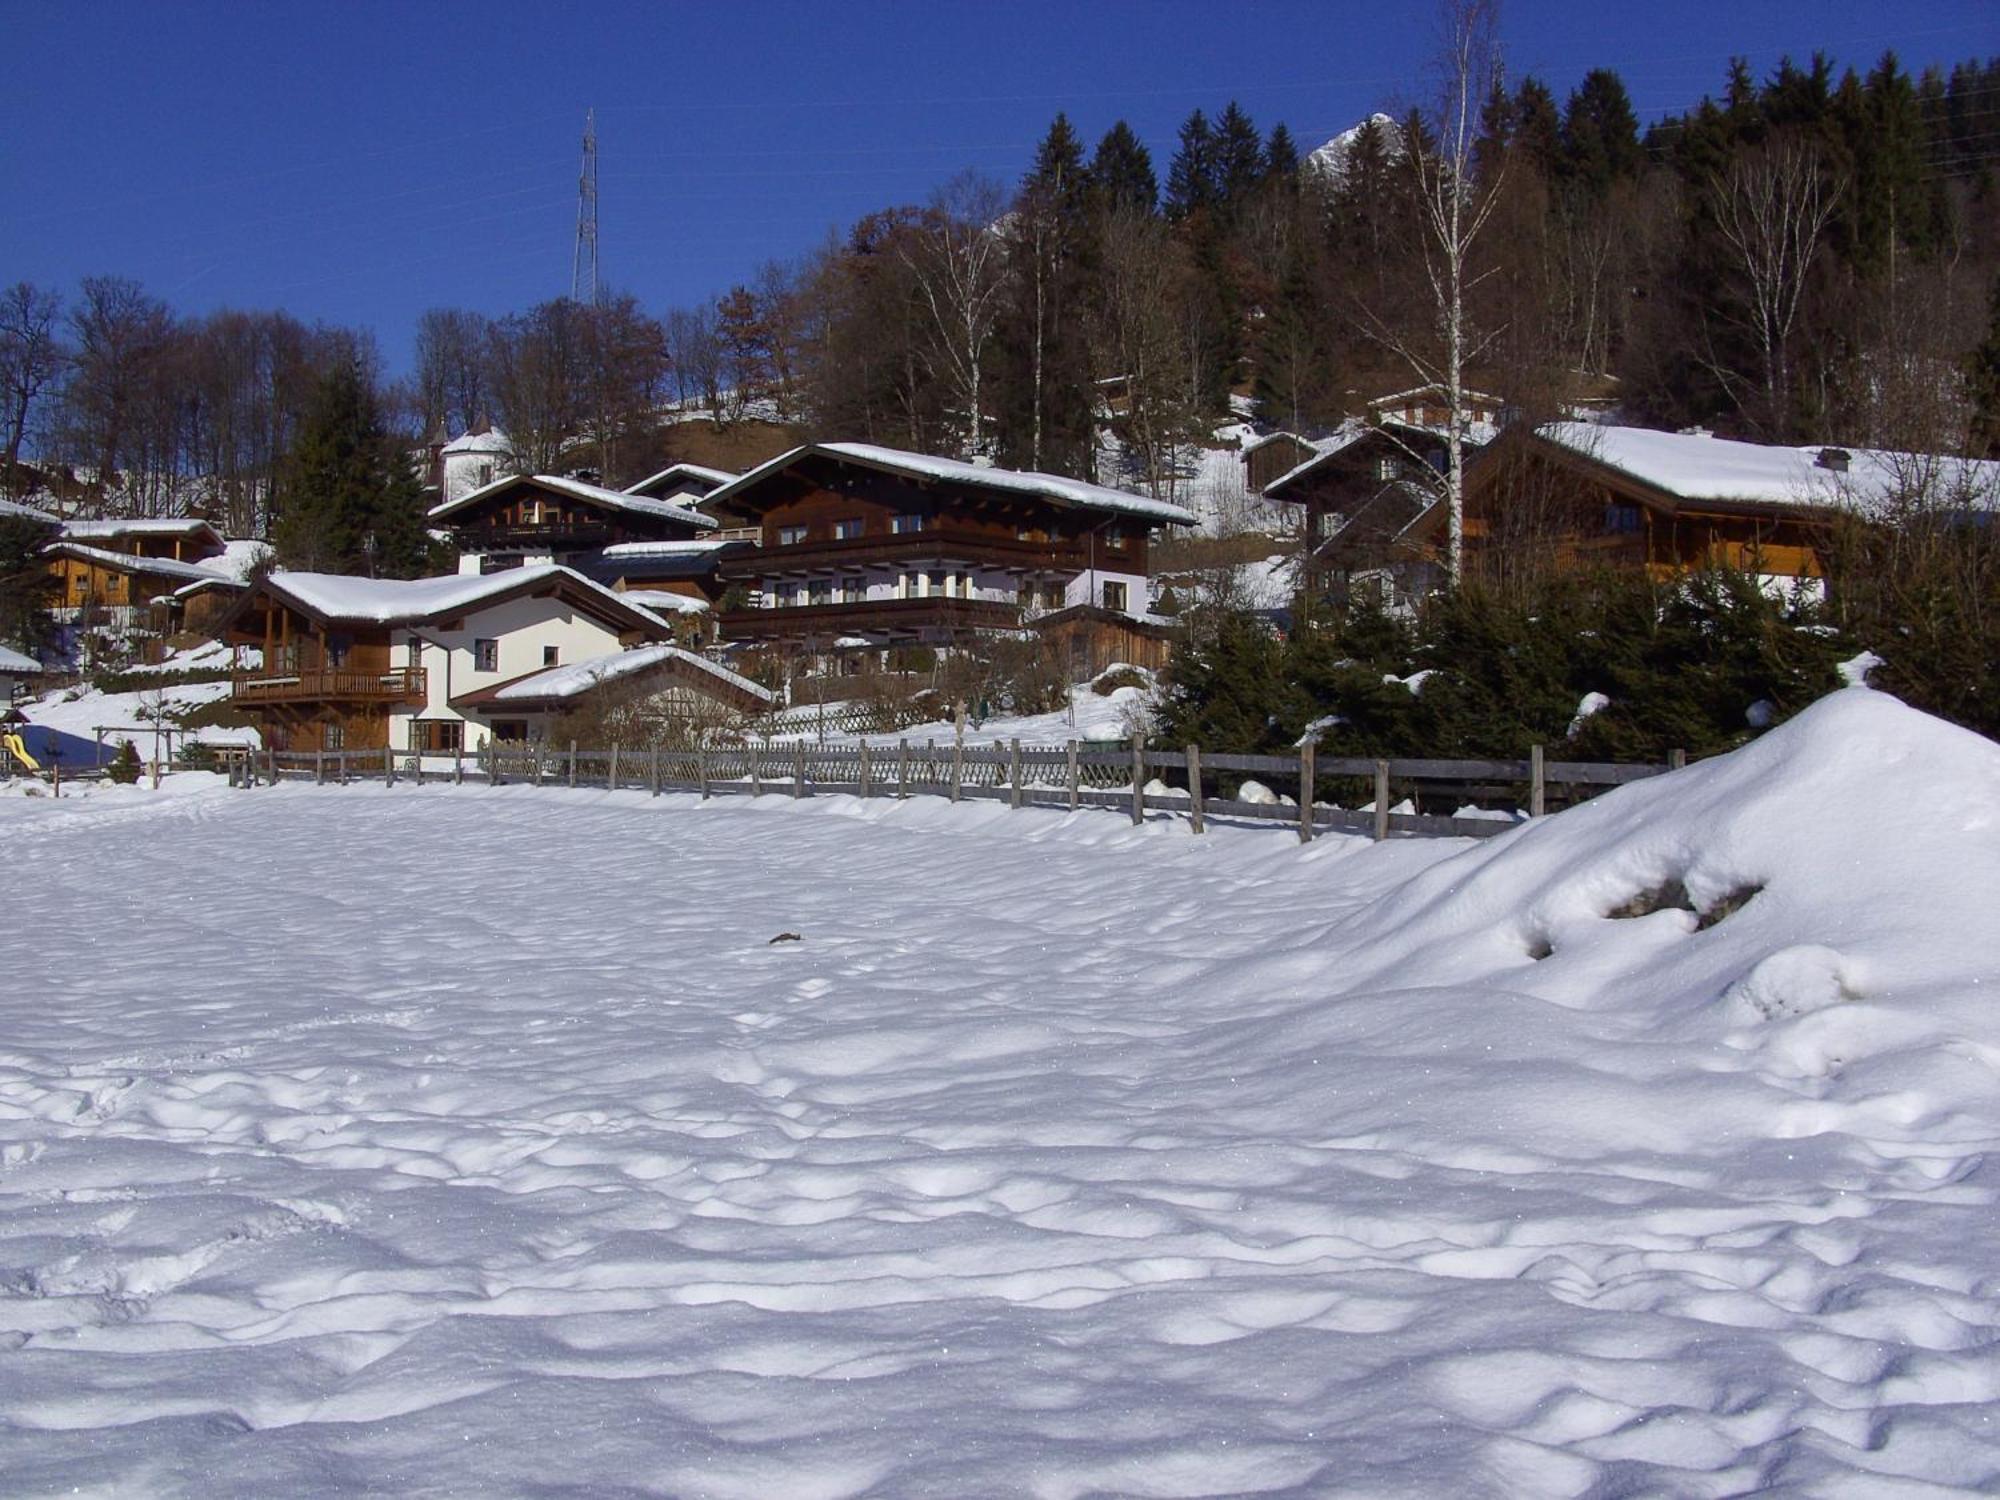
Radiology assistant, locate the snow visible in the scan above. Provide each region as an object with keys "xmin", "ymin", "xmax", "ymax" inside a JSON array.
[
  {"xmin": 41, "ymin": 541, "xmax": 235, "ymax": 586},
  {"xmin": 615, "ymin": 588, "xmax": 710, "ymax": 615},
  {"xmin": 263, "ymin": 565, "xmax": 666, "ymax": 632},
  {"xmin": 3, "ymin": 690, "xmax": 2000, "ymax": 1494},
  {"xmin": 440, "ymin": 425, "xmax": 513, "ymax": 456},
  {"xmin": 598, "ymin": 539, "xmax": 735, "ymax": 558},
  {"xmin": 624, "ymin": 462, "xmax": 737, "ymax": 494},
  {"xmin": 16, "ymin": 675, "xmax": 255, "ymax": 748},
  {"xmin": 491, "ymin": 643, "xmax": 772, "ymax": 705},
  {"xmin": 60, "ymin": 518, "xmax": 220, "ymax": 542},
  {"xmin": 1839, "ymin": 649, "xmax": 1884, "ymax": 687},
  {"xmin": 428, "ymin": 472, "xmax": 718, "ymax": 530},
  {"xmin": 1568, "ymin": 690, "xmax": 1611, "ymax": 737},
  {"xmin": 1304, "ymin": 112, "xmax": 1402, "ymax": 186},
  {"xmin": 0, "ymin": 644, "xmax": 43, "ymax": 674},
  {"xmin": 1545, "ymin": 421, "xmax": 2000, "ymax": 517},
  {"xmin": 710, "ymin": 442, "xmax": 1202, "ymax": 526},
  {"xmin": 0, "ymin": 496, "xmax": 61, "ymax": 525}
]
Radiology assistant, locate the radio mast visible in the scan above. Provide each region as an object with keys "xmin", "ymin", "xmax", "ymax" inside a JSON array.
[{"xmin": 570, "ymin": 109, "xmax": 599, "ymax": 304}]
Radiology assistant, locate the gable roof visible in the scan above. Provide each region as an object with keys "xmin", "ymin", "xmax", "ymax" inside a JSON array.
[
  {"xmin": 441, "ymin": 425, "xmax": 514, "ymax": 457},
  {"xmin": 62, "ymin": 517, "xmax": 225, "ymax": 548},
  {"xmin": 0, "ymin": 497, "xmax": 61, "ymax": 526},
  {"xmin": 1262, "ymin": 421, "xmax": 1459, "ymax": 499},
  {"xmin": 701, "ymin": 442, "xmax": 1200, "ymax": 525},
  {"xmin": 1534, "ymin": 423, "xmax": 2000, "ymax": 518},
  {"xmin": 623, "ymin": 462, "xmax": 737, "ymax": 498},
  {"xmin": 452, "ymin": 642, "xmax": 772, "ymax": 714},
  {"xmin": 426, "ymin": 472, "xmax": 718, "ymax": 531},
  {"xmin": 42, "ymin": 540, "xmax": 239, "ymax": 585},
  {"xmin": 245, "ymin": 564, "xmax": 675, "ymax": 637},
  {"xmin": 0, "ymin": 644, "xmax": 44, "ymax": 674}
]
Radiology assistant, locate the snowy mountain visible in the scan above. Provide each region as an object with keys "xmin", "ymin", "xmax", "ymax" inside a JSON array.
[{"xmin": 1304, "ymin": 111, "xmax": 1403, "ymax": 188}]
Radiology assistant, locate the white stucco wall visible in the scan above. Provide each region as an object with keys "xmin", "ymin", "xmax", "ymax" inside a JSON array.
[{"xmin": 389, "ymin": 595, "xmax": 635, "ymax": 751}]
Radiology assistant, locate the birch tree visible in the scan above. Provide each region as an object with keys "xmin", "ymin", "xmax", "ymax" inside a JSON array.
[{"xmin": 900, "ymin": 171, "xmax": 1008, "ymax": 456}]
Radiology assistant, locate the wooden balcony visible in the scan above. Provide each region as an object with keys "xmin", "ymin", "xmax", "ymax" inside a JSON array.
[
  {"xmin": 717, "ymin": 596, "xmax": 1024, "ymax": 643},
  {"xmin": 232, "ymin": 667, "xmax": 427, "ymax": 705},
  {"xmin": 716, "ymin": 527, "xmax": 1102, "ymax": 580}
]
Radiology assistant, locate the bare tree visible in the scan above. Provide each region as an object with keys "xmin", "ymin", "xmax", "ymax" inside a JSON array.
[
  {"xmin": 1359, "ymin": 0, "xmax": 1507, "ymax": 584},
  {"xmin": 0, "ymin": 282, "xmax": 65, "ymax": 489},
  {"xmin": 61, "ymin": 276, "xmax": 174, "ymax": 507},
  {"xmin": 412, "ymin": 309, "xmax": 492, "ymax": 439},
  {"xmin": 1706, "ymin": 138, "xmax": 1842, "ymax": 439},
  {"xmin": 899, "ymin": 170, "xmax": 1009, "ymax": 456},
  {"xmin": 664, "ymin": 304, "xmax": 725, "ymax": 419}
]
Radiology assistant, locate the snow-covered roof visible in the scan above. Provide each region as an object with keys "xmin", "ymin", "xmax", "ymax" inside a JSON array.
[
  {"xmin": 488, "ymin": 643, "xmax": 770, "ymax": 706},
  {"xmin": 617, "ymin": 589, "xmax": 711, "ymax": 615},
  {"xmin": 0, "ymin": 644, "xmax": 43, "ymax": 673},
  {"xmin": 1369, "ymin": 384, "xmax": 1505, "ymax": 411},
  {"xmin": 62, "ymin": 517, "xmax": 224, "ymax": 544},
  {"xmin": 427, "ymin": 472, "xmax": 718, "ymax": 530},
  {"xmin": 624, "ymin": 462, "xmax": 736, "ymax": 494},
  {"xmin": 42, "ymin": 540, "xmax": 236, "ymax": 585},
  {"xmin": 258, "ymin": 564, "xmax": 672, "ymax": 635},
  {"xmin": 598, "ymin": 539, "xmax": 735, "ymax": 559},
  {"xmin": 0, "ymin": 497, "xmax": 60, "ymax": 526},
  {"xmin": 1540, "ymin": 423, "xmax": 2000, "ymax": 516},
  {"xmin": 1261, "ymin": 425, "xmax": 1376, "ymax": 496},
  {"xmin": 704, "ymin": 442, "xmax": 1200, "ymax": 525},
  {"xmin": 441, "ymin": 426, "xmax": 513, "ymax": 456}
]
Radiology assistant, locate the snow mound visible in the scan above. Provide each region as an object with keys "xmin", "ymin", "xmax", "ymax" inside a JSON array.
[{"xmin": 1325, "ymin": 690, "xmax": 2000, "ymax": 1041}]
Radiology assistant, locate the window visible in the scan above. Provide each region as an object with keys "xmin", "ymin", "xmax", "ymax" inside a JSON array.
[
  {"xmin": 412, "ymin": 720, "xmax": 463, "ymax": 754},
  {"xmin": 777, "ymin": 524, "xmax": 808, "ymax": 546},
  {"xmin": 474, "ymin": 638, "xmax": 499, "ymax": 672},
  {"xmin": 810, "ymin": 579, "xmax": 833, "ymax": 606},
  {"xmin": 1044, "ymin": 584, "xmax": 1066, "ymax": 611},
  {"xmin": 1102, "ymin": 581, "xmax": 1128, "ymax": 613},
  {"xmin": 840, "ymin": 577, "xmax": 865, "ymax": 604},
  {"xmin": 1605, "ymin": 505, "xmax": 1642, "ymax": 536},
  {"xmin": 322, "ymin": 720, "xmax": 345, "ymax": 750},
  {"xmin": 325, "ymin": 632, "xmax": 352, "ymax": 669},
  {"xmin": 1104, "ymin": 524, "xmax": 1128, "ymax": 549},
  {"xmin": 542, "ymin": 646, "xmax": 559, "ymax": 666},
  {"xmin": 476, "ymin": 463, "xmax": 493, "ymax": 488},
  {"xmin": 892, "ymin": 513, "xmax": 926, "ymax": 534},
  {"xmin": 1375, "ymin": 456, "xmax": 1398, "ymax": 482},
  {"xmin": 832, "ymin": 518, "xmax": 865, "ymax": 540},
  {"xmin": 406, "ymin": 640, "xmax": 421, "ymax": 669}
]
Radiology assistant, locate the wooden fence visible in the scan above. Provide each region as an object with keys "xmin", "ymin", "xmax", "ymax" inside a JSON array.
[{"xmin": 228, "ymin": 736, "xmax": 1681, "ymax": 843}]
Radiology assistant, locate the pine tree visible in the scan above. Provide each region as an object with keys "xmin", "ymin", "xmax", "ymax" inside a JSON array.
[
  {"xmin": 1164, "ymin": 109, "xmax": 1214, "ymax": 221},
  {"xmin": 271, "ymin": 360, "xmax": 428, "ymax": 577},
  {"xmin": 1968, "ymin": 272, "xmax": 2000, "ymax": 459},
  {"xmin": 1090, "ymin": 121, "xmax": 1158, "ymax": 216},
  {"xmin": 1262, "ymin": 123, "xmax": 1301, "ymax": 182},
  {"xmin": 1211, "ymin": 101, "xmax": 1265, "ymax": 216},
  {"xmin": 1512, "ymin": 79, "xmax": 1563, "ymax": 179},
  {"xmin": 1560, "ymin": 69, "xmax": 1643, "ymax": 197}
]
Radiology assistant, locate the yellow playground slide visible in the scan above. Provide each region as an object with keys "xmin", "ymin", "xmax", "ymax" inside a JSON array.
[{"xmin": 2, "ymin": 732, "xmax": 39, "ymax": 772}]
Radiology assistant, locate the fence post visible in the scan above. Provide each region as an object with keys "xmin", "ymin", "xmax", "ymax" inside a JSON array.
[
  {"xmin": 858, "ymin": 739, "xmax": 871, "ymax": 798},
  {"xmin": 750, "ymin": 743, "xmax": 762, "ymax": 796},
  {"xmin": 1067, "ymin": 739, "xmax": 1080, "ymax": 812},
  {"xmin": 1529, "ymin": 743, "xmax": 1545, "ymax": 818},
  {"xmin": 315, "ymin": 748, "xmax": 324, "ymax": 785},
  {"xmin": 650, "ymin": 745, "xmax": 661, "ymax": 797},
  {"xmin": 1668, "ymin": 747, "xmax": 1686, "ymax": 771},
  {"xmin": 697, "ymin": 744, "xmax": 710, "ymax": 799},
  {"xmin": 266, "ymin": 748, "xmax": 276, "ymax": 786},
  {"xmin": 568, "ymin": 740, "xmax": 578, "ymax": 789},
  {"xmin": 898, "ymin": 738, "xmax": 910, "ymax": 799},
  {"xmin": 1130, "ymin": 734, "xmax": 1146, "ymax": 825},
  {"xmin": 1186, "ymin": 744, "xmax": 1204, "ymax": 835},
  {"xmin": 1009, "ymin": 738, "xmax": 1022, "ymax": 809},
  {"xmin": 608, "ymin": 743, "xmax": 620, "ymax": 792},
  {"xmin": 1372, "ymin": 758, "xmax": 1390, "ymax": 842},
  {"xmin": 150, "ymin": 756, "xmax": 161, "ymax": 791},
  {"xmin": 533, "ymin": 744, "xmax": 545, "ymax": 787},
  {"xmin": 950, "ymin": 736, "xmax": 963, "ymax": 803},
  {"xmin": 793, "ymin": 739, "xmax": 806, "ymax": 798},
  {"xmin": 377, "ymin": 746, "xmax": 387, "ymax": 787},
  {"xmin": 412, "ymin": 746, "xmax": 423, "ymax": 787},
  {"xmin": 455, "ymin": 744, "xmax": 464, "ymax": 786},
  {"xmin": 1299, "ymin": 741, "xmax": 1315, "ymax": 844}
]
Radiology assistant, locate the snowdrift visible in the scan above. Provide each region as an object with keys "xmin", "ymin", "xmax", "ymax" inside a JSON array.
[{"xmin": 1, "ymin": 689, "xmax": 1996, "ymax": 1496}]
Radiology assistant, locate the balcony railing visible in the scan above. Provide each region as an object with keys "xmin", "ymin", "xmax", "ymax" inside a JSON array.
[
  {"xmin": 716, "ymin": 527, "xmax": 1107, "ymax": 580},
  {"xmin": 717, "ymin": 596, "xmax": 1024, "ymax": 641},
  {"xmin": 232, "ymin": 667, "xmax": 427, "ymax": 705}
]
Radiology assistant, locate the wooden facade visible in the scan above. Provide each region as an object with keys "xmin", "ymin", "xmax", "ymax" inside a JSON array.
[
  {"xmin": 1460, "ymin": 429, "xmax": 1835, "ymax": 586},
  {"xmin": 1242, "ymin": 433, "xmax": 1323, "ymax": 495},
  {"xmin": 429, "ymin": 474, "xmax": 715, "ymax": 572},
  {"xmin": 1030, "ymin": 604, "xmax": 1179, "ymax": 676},
  {"xmin": 1264, "ymin": 424, "xmax": 1460, "ymax": 607},
  {"xmin": 708, "ymin": 445, "xmax": 1185, "ymax": 652}
]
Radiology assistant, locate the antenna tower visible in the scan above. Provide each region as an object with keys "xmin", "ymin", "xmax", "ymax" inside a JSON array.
[{"xmin": 570, "ymin": 108, "xmax": 599, "ymax": 304}]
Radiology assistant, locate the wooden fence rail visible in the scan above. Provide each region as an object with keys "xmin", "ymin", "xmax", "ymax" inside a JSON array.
[{"xmin": 233, "ymin": 736, "xmax": 1678, "ymax": 843}]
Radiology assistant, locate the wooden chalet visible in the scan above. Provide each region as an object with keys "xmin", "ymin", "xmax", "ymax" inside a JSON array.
[
  {"xmin": 43, "ymin": 519, "xmax": 247, "ymax": 633},
  {"xmin": 1367, "ymin": 384, "xmax": 1505, "ymax": 432},
  {"xmin": 1242, "ymin": 432, "xmax": 1328, "ymax": 495},
  {"xmin": 447, "ymin": 642, "xmax": 772, "ymax": 743},
  {"xmin": 705, "ymin": 442, "xmax": 1195, "ymax": 660},
  {"xmin": 1456, "ymin": 424, "xmax": 1999, "ymax": 587},
  {"xmin": 1263, "ymin": 422, "xmax": 1471, "ymax": 608},
  {"xmin": 219, "ymin": 565, "xmax": 675, "ymax": 756},
  {"xmin": 428, "ymin": 472, "xmax": 717, "ymax": 574}
]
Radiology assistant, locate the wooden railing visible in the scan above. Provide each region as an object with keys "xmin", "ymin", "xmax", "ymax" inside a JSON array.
[
  {"xmin": 231, "ymin": 734, "xmax": 1681, "ymax": 844},
  {"xmin": 717, "ymin": 596, "xmax": 1024, "ymax": 640},
  {"xmin": 231, "ymin": 667, "xmax": 426, "ymax": 704}
]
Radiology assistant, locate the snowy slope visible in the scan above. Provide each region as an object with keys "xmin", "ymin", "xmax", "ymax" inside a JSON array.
[{"xmin": 1, "ymin": 689, "xmax": 1997, "ymax": 1496}]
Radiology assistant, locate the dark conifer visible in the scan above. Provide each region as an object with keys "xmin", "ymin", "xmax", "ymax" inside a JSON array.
[
  {"xmin": 1212, "ymin": 102, "xmax": 1266, "ymax": 212},
  {"xmin": 271, "ymin": 360, "xmax": 428, "ymax": 577},
  {"xmin": 1263, "ymin": 123, "xmax": 1301, "ymax": 182},
  {"xmin": 1164, "ymin": 109, "xmax": 1214, "ymax": 221},
  {"xmin": 1090, "ymin": 121, "xmax": 1158, "ymax": 217},
  {"xmin": 1560, "ymin": 69, "xmax": 1643, "ymax": 196}
]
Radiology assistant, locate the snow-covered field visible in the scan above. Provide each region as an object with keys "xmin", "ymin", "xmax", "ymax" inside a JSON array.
[{"xmin": 3, "ymin": 690, "xmax": 1997, "ymax": 1497}]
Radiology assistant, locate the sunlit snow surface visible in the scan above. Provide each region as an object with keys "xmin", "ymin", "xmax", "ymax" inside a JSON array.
[{"xmin": 3, "ymin": 691, "xmax": 1998, "ymax": 1497}]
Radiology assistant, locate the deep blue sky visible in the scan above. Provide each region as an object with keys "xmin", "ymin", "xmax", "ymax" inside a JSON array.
[{"xmin": 4, "ymin": 1, "xmax": 1993, "ymax": 376}]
